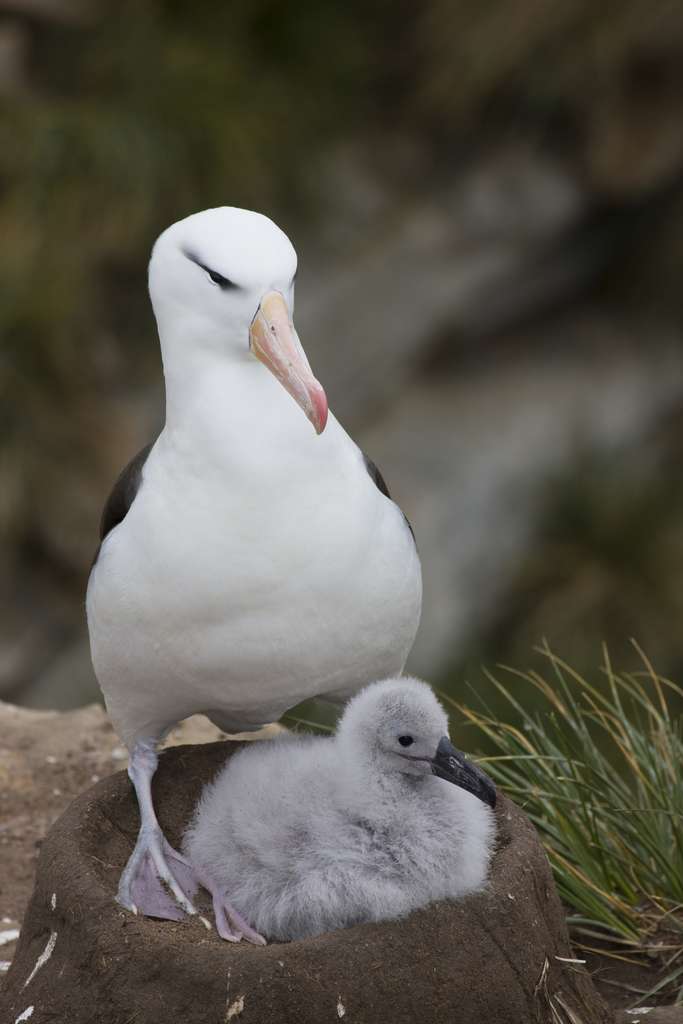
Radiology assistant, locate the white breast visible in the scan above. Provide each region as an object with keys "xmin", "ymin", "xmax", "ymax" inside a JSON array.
[{"xmin": 87, "ymin": 409, "xmax": 421, "ymax": 746}]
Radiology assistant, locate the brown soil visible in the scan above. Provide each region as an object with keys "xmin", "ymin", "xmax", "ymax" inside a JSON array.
[
  {"xmin": 583, "ymin": 933, "xmax": 683, "ymax": 1016},
  {"xmin": 0, "ymin": 700, "xmax": 123, "ymax": 969},
  {"xmin": 0, "ymin": 700, "xmax": 275, "ymax": 974}
]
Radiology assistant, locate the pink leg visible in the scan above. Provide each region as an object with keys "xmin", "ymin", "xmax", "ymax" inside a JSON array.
[{"xmin": 118, "ymin": 740, "xmax": 208, "ymax": 927}]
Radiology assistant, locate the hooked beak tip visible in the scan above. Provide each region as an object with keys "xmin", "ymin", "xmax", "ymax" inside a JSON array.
[
  {"xmin": 311, "ymin": 386, "xmax": 329, "ymax": 434},
  {"xmin": 431, "ymin": 737, "xmax": 497, "ymax": 809}
]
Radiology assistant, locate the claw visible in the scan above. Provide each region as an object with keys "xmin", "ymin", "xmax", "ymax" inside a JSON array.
[{"xmin": 118, "ymin": 832, "xmax": 200, "ymax": 921}]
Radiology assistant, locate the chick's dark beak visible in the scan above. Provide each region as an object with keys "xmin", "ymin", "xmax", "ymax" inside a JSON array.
[{"xmin": 431, "ymin": 737, "xmax": 497, "ymax": 808}]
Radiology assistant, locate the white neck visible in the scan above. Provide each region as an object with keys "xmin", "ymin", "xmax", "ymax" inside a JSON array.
[{"xmin": 157, "ymin": 319, "xmax": 341, "ymax": 475}]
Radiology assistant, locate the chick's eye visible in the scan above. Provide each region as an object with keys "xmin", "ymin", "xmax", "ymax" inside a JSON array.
[{"xmin": 398, "ymin": 735, "xmax": 414, "ymax": 747}]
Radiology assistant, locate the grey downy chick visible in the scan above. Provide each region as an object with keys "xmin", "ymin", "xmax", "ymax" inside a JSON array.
[{"xmin": 183, "ymin": 677, "xmax": 497, "ymax": 942}]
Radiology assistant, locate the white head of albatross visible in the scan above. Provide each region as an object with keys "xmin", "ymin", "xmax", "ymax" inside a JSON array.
[{"xmin": 148, "ymin": 206, "xmax": 328, "ymax": 434}]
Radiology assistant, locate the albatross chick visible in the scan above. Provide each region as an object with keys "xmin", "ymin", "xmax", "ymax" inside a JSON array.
[{"xmin": 183, "ymin": 677, "xmax": 496, "ymax": 943}]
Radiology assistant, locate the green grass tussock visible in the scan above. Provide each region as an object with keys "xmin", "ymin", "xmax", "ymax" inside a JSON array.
[{"xmin": 450, "ymin": 642, "xmax": 683, "ymax": 1000}]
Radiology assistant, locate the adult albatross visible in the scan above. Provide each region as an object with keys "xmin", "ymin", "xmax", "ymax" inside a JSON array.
[{"xmin": 86, "ymin": 207, "xmax": 422, "ymax": 934}]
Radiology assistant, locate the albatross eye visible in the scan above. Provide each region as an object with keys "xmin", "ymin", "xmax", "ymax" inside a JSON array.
[
  {"xmin": 206, "ymin": 268, "xmax": 235, "ymax": 289},
  {"xmin": 398, "ymin": 735, "xmax": 414, "ymax": 747},
  {"xmin": 182, "ymin": 248, "xmax": 238, "ymax": 290}
]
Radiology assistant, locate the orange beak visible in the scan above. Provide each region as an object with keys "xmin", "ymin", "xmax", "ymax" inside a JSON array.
[{"xmin": 249, "ymin": 291, "xmax": 328, "ymax": 434}]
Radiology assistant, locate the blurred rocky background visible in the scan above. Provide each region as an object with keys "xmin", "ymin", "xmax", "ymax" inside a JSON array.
[{"xmin": 2, "ymin": 0, "xmax": 683, "ymax": 712}]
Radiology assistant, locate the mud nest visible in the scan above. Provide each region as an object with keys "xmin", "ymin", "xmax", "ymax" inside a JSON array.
[{"xmin": 1, "ymin": 740, "xmax": 613, "ymax": 1023}]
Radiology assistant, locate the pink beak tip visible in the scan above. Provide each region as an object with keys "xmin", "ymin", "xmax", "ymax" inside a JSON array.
[{"xmin": 312, "ymin": 387, "xmax": 329, "ymax": 434}]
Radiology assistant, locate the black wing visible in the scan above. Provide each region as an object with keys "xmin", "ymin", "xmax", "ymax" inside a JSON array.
[
  {"xmin": 99, "ymin": 442, "xmax": 154, "ymax": 540},
  {"xmin": 91, "ymin": 442, "xmax": 154, "ymax": 568},
  {"xmin": 362, "ymin": 452, "xmax": 415, "ymax": 542}
]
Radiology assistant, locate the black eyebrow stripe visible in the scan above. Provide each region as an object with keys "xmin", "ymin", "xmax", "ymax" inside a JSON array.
[
  {"xmin": 182, "ymin": 248, "xmax": 204, "ymax": 269},
  {"xmin": 182, "ymin": 248, "xmax": 238, "ymax": 288}
]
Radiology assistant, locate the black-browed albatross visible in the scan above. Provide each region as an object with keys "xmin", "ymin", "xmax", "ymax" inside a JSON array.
[{"xmin": 86, "ymin": 206, "xmax": 422, "ymax": 937}]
